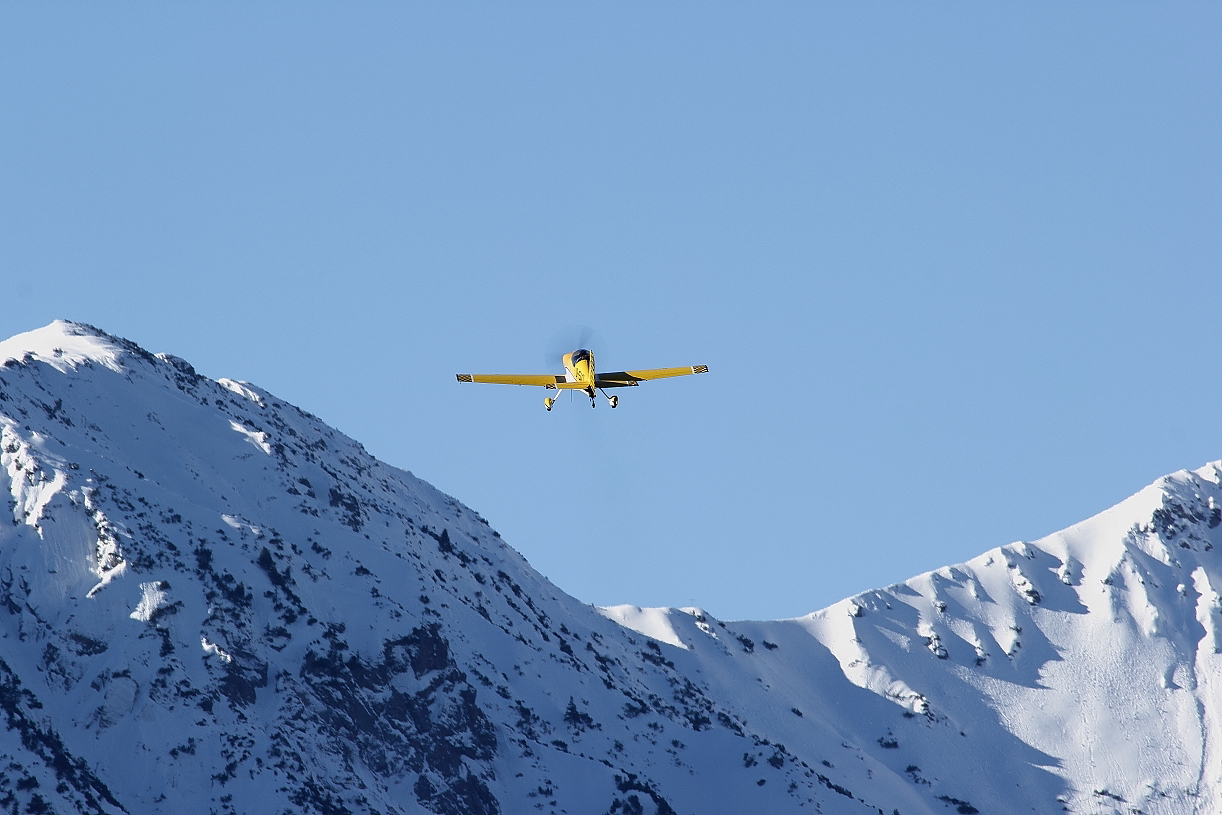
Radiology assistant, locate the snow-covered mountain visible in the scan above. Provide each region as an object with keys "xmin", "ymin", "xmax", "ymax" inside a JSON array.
[{"xmin": 0, "ymin": 320, "xmax": 1218, "ymax": 815}]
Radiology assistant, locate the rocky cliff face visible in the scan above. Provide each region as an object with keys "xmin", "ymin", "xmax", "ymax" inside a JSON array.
[{"xmin": 0, "ymin": 321, "xmax": 1218, "ymax": 815}]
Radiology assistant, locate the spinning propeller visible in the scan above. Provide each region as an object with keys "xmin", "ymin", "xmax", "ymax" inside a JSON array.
[{"xmin": 543, "ymin": 325, "xmax": 606, "ymax": 367}]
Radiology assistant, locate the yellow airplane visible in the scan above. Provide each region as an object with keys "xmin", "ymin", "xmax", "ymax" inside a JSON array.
[{"xmin": 457, "ymin": 349, "xmax": 708, "ymax": 410}]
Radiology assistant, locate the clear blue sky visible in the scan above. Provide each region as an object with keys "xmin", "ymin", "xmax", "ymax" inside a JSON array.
[{"xmin": 3, "ymin": 4, "xmax": 1219, "ymax": 620}]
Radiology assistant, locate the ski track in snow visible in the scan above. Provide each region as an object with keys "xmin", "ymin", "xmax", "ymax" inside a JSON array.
[{"xmin": 0, "ymin": 320, "xmax": 1218, "ymax": 814}]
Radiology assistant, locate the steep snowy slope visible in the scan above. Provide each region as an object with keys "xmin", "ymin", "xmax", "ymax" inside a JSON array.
[
  {"xmin": 638, "ymin": 462, "xmax": 1222, "ymax": 815},
  {"xmin": 0, "ymin": 320, "xmax": 1218, "ymax": 815}
]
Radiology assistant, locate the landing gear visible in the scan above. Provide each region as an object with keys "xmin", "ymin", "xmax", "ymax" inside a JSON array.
[{"xmin": 547, "ymin": 389, "xmax": 617, "ymax": 411}]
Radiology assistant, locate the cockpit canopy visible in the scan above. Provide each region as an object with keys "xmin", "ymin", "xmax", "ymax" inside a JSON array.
[{"xmin": 570, "ymin": 349, "xmax": 593, "ymax": 365}]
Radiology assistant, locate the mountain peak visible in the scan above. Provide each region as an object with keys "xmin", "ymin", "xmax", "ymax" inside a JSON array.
[{"xmin": 0, "ymin": 320, "xmax": 150, "ymax": 373}]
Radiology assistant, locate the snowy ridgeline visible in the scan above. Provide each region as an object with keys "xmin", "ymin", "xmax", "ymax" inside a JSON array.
[{"xmin": 0, "ymin": 320, "xmax": 1220, "ymax": 815}]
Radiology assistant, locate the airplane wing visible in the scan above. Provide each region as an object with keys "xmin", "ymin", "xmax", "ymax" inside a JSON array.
[
  {"xmin": 456, "ymin": 374, "xmax": 581, "ymax": 389},
  {"xmin": 595, "ymin": 365, "xmax": 708, "ymax": 388}
]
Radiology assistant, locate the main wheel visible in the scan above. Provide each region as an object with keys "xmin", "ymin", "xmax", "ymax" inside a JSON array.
[
  {"xmin": 609, "ymin": 396, "xmax": 618, "ymax": 408},
  {"xmin": 544, "ymin": 397, "xmax": 554, "ymax": 411}
]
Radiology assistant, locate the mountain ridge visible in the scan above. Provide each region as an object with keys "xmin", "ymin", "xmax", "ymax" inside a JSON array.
[{"xmin": 0, "ymin": 319, "xmax": 1218, "ymax": 814}]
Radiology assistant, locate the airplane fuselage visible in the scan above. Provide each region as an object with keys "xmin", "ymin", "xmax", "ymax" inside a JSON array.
[{"xmin": 562, "ymin": 349, "xmax": 597, "ymax": 398}]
